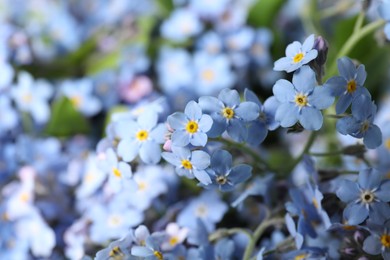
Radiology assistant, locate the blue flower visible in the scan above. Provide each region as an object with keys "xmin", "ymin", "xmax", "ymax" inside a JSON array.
[
  {"xmin": 203, "ymin": 150, "xmax": 252, "ymax": 192},
  {"xmin": 273, "ymin": 34, "xmax": 318, "ymax": 73},
  {"xmin": 0, "ymin": 95, "xmax": 18, "ymax": 134},
  {"xmin": 95, "ymin": 233, "xmax": 134, "ymax": 260},
  {"xmin": 273, "ymin": 66, "xmax": 334, "ymax": 130},
  {"xmin": 336, "ymin": 94, "xmax": 382, "ymax": 149},
  {"xmin": 324, "ymin": 57, "xmax": 370, "ymax": 114},
  {"xmin": 244, "ymin": 89, "xmax": 279, "ymax": 145},
  {"xmin": 161, "ymin": 146, "xmax": 212, "ymax": 185},
  {"xmin": 336, "ymin": 168, "xmax": 390, "ymax": 225},
  {"xmin": 363, "ymin": 219, "xmax": 390, "ymax": 259},
  {"xmin": 131, "ymin": 234, "xmax": 165, "ymax": 260},
  {"xmin": 379, "ymin": 2, "xmax": 390, "ymax": 40},
  {"xmin": 199, "ymin": 88, "xmax": 259, "ymax": 141},
  {"xmin": 117, "ymin": 111, "xmax": 166, "ymax": 164},
  {"xmin": 168, "ymin": 100, "xmax": 213, "ymax": 147}
]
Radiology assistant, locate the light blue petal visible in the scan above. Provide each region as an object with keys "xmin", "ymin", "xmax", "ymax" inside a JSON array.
[
  {"xmin": 138, "ymin": 110, "xmax": 158, "ymax": 130},
  {"xmin": 292, "ymin": 66, "xmax": 316, "ymax": 93},
  {"xmin": 375, "ymin": 181, "xmax": 390, "ymax": 202},
  {"xmin": 193, "ymin": 169, "xmax": 212, "ymax": 185},
  {"xmin": 218, "ymin": 89, "xmax": 240, "ymax": 107},
  {"xmin": 192, "ymin": 150, "xmax": 210, "ymax": 170},
  {"xmin": 150, "ymin": 123, "xmax": 166, "ymax": 144},
  {"xmin": 198, "ymin": 114, "xmax": 213, "ymax": 132},
  {"xmin": 198, "ymin": 96, "xmax": 223, "ymax": 113},
  {"xmin": 117, "ymin": 139, "xmax": 139, "ymax": 162},
  {"xmin": 273, "ymin": 57, "xmax": 292, "ymax": 72},
  {"xmin": 363, "ymin": 125, "xmax": 382, "ymax": 149},
  {"xmin": 171, "ymin": 130, "xmax": 190, "ymax": 147},
  {"xmin": 168, "ymin": 112, "xmax": 187, "ymax": 130},
  {"xmin": 227, "ymin": 119, "xmax": 247, "ymax": 142},
  {"xmin": 275, "ymin": 103, "xmax": 298, "ymax": 128},
  {"xmin": 139, "ymin": 141, "xmax": 161, "ymax": 164},
  {"xmin": 185, "ymin": 100, "xmax": 202, "ymax": 120},
  {"xmin": 324, "ymin": 76, "xmax": 347, "ymax": 96},
  {"xmin": 336, "ymin": 93, "xmax": 353, "ymax": 114},
  {"xmin": 190, "ymin": 132, "xmax": 208, "ymax": 147},
  {"xmin": 263, "ymin": 96, "xmax": 280, "ymax": 130},
  {"xmin": 118, "ymin": 162, "xmax": 132, "ymax": 178},
  {"xmin": 244, "ymin": 89, "xmax": 262, "ymax": 107},
  {"xmin": 309, "ymin": 86, "xmax": 334, "ymax": 110},
  {"xmin": 343, "ymin": 203, "xmax": 368, "ymax": 225},
  {"xmin": 300, "ymin": 107, "xmax": 323, "ymax": 130},
  {"xmin": 161, "ymin": 152, "xmax": 180, "ymax": 166},
  {"xmin": 228, "ymin": 165, "xmax": 252, "ymax": 185},
  {"xmin": 385, "ymin": 23, "xmax": 390, "ymax": 40},
  {"xmin": 206, "ymin": 115, "xmax": 226, "ymax": 137},
  {"xmin": 301, "ymin": 34, "xmax": 315, "ymax": 52},
  {"xmin": 336, "ymin": 180, "xmax": 360, "ymax": 202},
  {"xmin": 247, "ymin": 121, "xmax": 267, "ymax": 146},
  {"xmin": 337, "ymin": 57, "xmax": 355, "ymax": 80},
  {"xmin": 235, "ymin": 102, "xmax": 259, "ymax": 121},
  {"xmin": 301, "ymin": 49, "xmax": 317, "ymax": 64},
  {"xmin": 131, "ymin": 246, "xmax": 153, "ymax": 257},
  {"xmin": 272, "ymin": 79, "xmax": 295, "ymax": 103},
  {"xmin": 358, "ymin": 168, "xmax": 382, "ymax": 191},
  {"xmin": 115, "ymin": 120, "xmax": 138, "ymax": 139},
  {"xmin": 285, "ymin": 41, "xmax": 301, "ymax": 57},
  {"xmin": 355, "ymin": 64, "xmax": 367, "ymax": 86},
  {"xmin": 351, "ymin": 95, "xmax": 372, "ymax": 121},
  {"xmin": 172, "ymin": 145, "xmax": 191, "ymax": 159},
  {"xmin": 362, "ymin": 235, "xmax": 381, "ymax": 255},
  {"xmin": 336, "ymin": 117, "xmax": 360, "ymax": 135},
  {"xmin": 379, "ymin": 3, "xmax": 390, "ymax": 20},
  {"xmin": 211, "ymin": 150, "xmax": 232, "ymax": 175}
]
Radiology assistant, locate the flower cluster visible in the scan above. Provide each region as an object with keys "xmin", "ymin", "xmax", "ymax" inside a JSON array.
[{"xmin": 1, "ymin": 1, "xmax": 390, "ymax": 260}]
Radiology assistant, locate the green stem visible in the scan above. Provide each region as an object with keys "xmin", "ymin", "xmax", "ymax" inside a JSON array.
[
  {"xmin": 353, "ymin": 11, "xmax": 365, "ymax": 33},
  {"xmin": 209, "ymin": 228, "xmax": 251, "ymax": 243},
  {"xmin": 287, "ymin": 131, "xmax": 317, "ymax": 172},
  {"xmin": 309, "ymin": 150, "xmax": 343, "ymax": 157},
  {"xmin": 328, "ymin": 19, "xmax": 386, "ymax": 77},
  {"xmin": 319, "ymin": 0, "xmax": 355, "ymax": 19},
  {"xmin": 242, "ymin": 218, "xmax": 285, "ymax": 260}
]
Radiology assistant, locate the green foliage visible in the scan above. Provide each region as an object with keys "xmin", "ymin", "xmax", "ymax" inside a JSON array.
[
  {"xmin": 247, "ymin": 0, "xmax": 286, "ymax": 27},
  {"xmin": 45, "ymin": 97, "xmax": 90, "ymax": 137}
]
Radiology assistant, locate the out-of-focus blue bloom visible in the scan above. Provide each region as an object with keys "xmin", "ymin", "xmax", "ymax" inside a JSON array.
[
  {"xmin": 160, "ymin": 8, "xmax": 203, "ymax": 42},
  {"xmin": 274, "ymin": 34, "xmax": 318, "ymax": 73},
  {"xmin": 168, "ymin": 101, "xmax": 213, "ymax": 147},
  {"xmin": 162, "ymin": 146, "xmax": 212, "ymax": 185},
  {"xmin": 196, "ymin": 31, "xmax": 223, "ymax": 55},
  {"xmin": 204, "ymin": 150, "xmax": 252, "ymax": 192},
  {"xmin": 285, "ymin": 213, "xmax": 303, "ymax": 249},
  {"xmin": 60, "ymin": 78, "xmax": 102, "ymax": 117},
  {"xmin": 199, "ymin": 88, "xmax": 259, "ymax": 141},
  {"xmin": 0, "ymin": 60, "xmax": 14, "ymax": 91},
  {"xmin": 336, "ymin": 168, "xmax": 390, "ymax": 225},
  {"xmin": 76, "ymin": 154, "xmax": 107, "ymax": 198},
  {"xmin": 119, "ymin": 44, "xmax": 150, "ymax": 75},
  {"xmin": 193, "ymin": 51, "xmax": 235, "ymax": 96},
  {"xmin": 281, "ymin": 248, "xmax": 327, "ymax": 260},
  {"xmin": 117, "ymin": 111, "xmax": 166, "ymax": 164},
  {"xmin": 11, "ymin": 72, "xmax": 53, "ymax": 124},
  {"xmin": 244, "ymin": 89, "xmax": 279, "ymax": 145},
  {"xmin": 273, "ymin": 66, "xmax": 334, "ymax": 130},
  {"xmin": 324, "ymin": 57, "xmax": 370, "ymax": 114},
  {"xmin": 225, "ymin": 26, "xmax": 255, "ymax": 53},
  {"xmin": 131, "ymin": 234, "xmax": 165, "ymax": 260},
  {"xmin": 189, "ymin": 0, "xmax": 230, "ymax": 20},
  {"xmin": 161, "ymin": 222, "xmax": 189, "ymax": 251},
  {"xmin": 101, "ymin": 148, "xmax": 132, "ymax": 192},
  {"xmin": 336, "ymin": 94, "xmax": 382, "ymax": 149},
  {"xmin": 363, "ymin": 219, "xmax": 390, "ymax": 259},
  {"xmin": 156, "ymin": 47, "xmax": 193, "ymax": 94},
  {"xmin": 251, "ymin": 28, "xmax": 273, "ymax": 67},
  {"xmin": 379, "ymin": 2, "xmax": 390, "ymax": 40},
  {"xmin": 177, "ymin": 191, "xmax": 228, "ymax": 230},
  {"xmin": 214, "ymin": 238, "xmax": 235, "ymax": 260},
  {"xmin": 0, "ymin": 95, "xmax": 18, "ymax": 134}
]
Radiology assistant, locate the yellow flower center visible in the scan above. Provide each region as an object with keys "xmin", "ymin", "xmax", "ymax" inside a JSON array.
[
  {"xmin": 360, "ymin": 120, "xmax": 370, "ymax": 133},
  {"xmin": 312, "ymin": 198, "xmax": 319, "ymax": 209},
  {"xmin": 20, "ymin": 192, "xmax": 30, "ymax": 203},
  {"xmin": 346, "ymin": 80, "xmax": 357, "ymax": 93},
  {"xmin": 153, "ymin": 251, "xmax": 164, "ymax": 260},
  {"xmin": 195, "ymin": 204, "xmax": 208, "ymax": 217},
  {"xmin": 185, "ymin": 121, "xmax": 198, "ymax": 134},
  {"xmin": 294, "ymin": 254, "xmax": 308, "ymax": 260},
  {"xmin": 109, "ymin": 246, "xmax": 123, "ymax": 257},
  {"xmin": 381, "ymin": 234, "xmax": 390, "ymax": 248},
  {"xmin": 84, "ymin": 172, "xmax": 95, "ymax": 183},
  {"xmin": 294, "ymin": 93, "xmax": 308, "ymax": 107},
  {"xmin": 136, "ymin": 130, "xmax": 149, "ymax": 141},
  {"xmin": 216, "ymin": 175, "xmax": 227, "ymax": 185},
  {"xmin": 70, "ymin": 95, "xmax": 82, "ymax": 108},
  {"xmin": 112, "ymin": 168, "xmax": 122, "ymax": 178},
  {"xmin": 108, "ymin": 215, "xmax": 122, "ymax": 227},
  {"xmin": 201, "ymin": 69, "xmax": 215, "ymax": 81},
  {"xmin": 385, "ymin": 138, "xmax": 390, "ymax": 150},
  {"xmin": 22, "ymin": 94, "xmax": 32, "ymax": 103},
  {"xmin": 169, "ymin": 236, "xmax": 179, "ymax": 246},
  {"xmin": 293, "ymin": 52, "xmax": 304, "ymax": 63},
  {"xmin": 360, "ymin": 190, "xmax": 375, "ymax": 204},
  {"xmin": 181, "ymin": 159, "xmax": 193, "ymax": 170},
  {"xmin": 342, "ymin": 225, "xmax": 357, "ymax": 231},
  {"xmin": 138, "ymin": 181, "xmax": 147, "ymax": 191},
  {"xmin": 222, "ymin": 107, "xmax": 234, "ymax": 119}
]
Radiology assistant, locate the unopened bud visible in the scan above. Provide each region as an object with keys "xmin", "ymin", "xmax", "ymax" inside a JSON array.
[{"xmin": 310, "ymin": 36, "xmax": 329, "ymax": 83}]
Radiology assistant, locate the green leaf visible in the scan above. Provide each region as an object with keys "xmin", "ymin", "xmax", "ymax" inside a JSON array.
[
  {"xmin": 45, "ymin": 97, "xmax": 90, "ymax": 137},
  {"xmin": 247, "ymin": 0, "xmax": 286, "ymax": 27}
]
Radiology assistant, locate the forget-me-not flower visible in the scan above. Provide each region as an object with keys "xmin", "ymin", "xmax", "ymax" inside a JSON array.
[
  {"xmin": 324, "ymin": 56, "xmax": 370, "ymax": 114},
  {"xmin": 336, "ymin": 94, "xmax": 382, "ymax": 149},
  {"xmin": 204, "ymin": 150, "xmax": 252, "ymax": 192},
  {"xmin": 273, "ymin": 66, "xmax": 334, "ymax": 130},
  {"xmin": 117, "ymin": 111, "xmax": 166, "ymax": 164},
  {"xmin": 0, "ymin": 95, "xmax": 18, "ymax": 134},
  {"xmin": 379, "ymin": 2, "xmax": 390, "ymax": 40},
  {"xmin": 273, "ymin": 34, "xmax": 318, "ymax": 73},
  {"xmin": 336, "ymin": 168, "xmax": 390, "ymax": 225},
  {"xmin": 168, "ymin": 100, "xmax": 213, "ymax": 147},
  {"xmin": 162, "ymin": 146, "xmax": 212, "ymax": 185},
  {"xmin": 363, "ymin": 219, "xmax": 390, "ymax": 259},
  {"xmin": 199, "ymin": 88, "xmax": 259, "ymax": 141}
]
